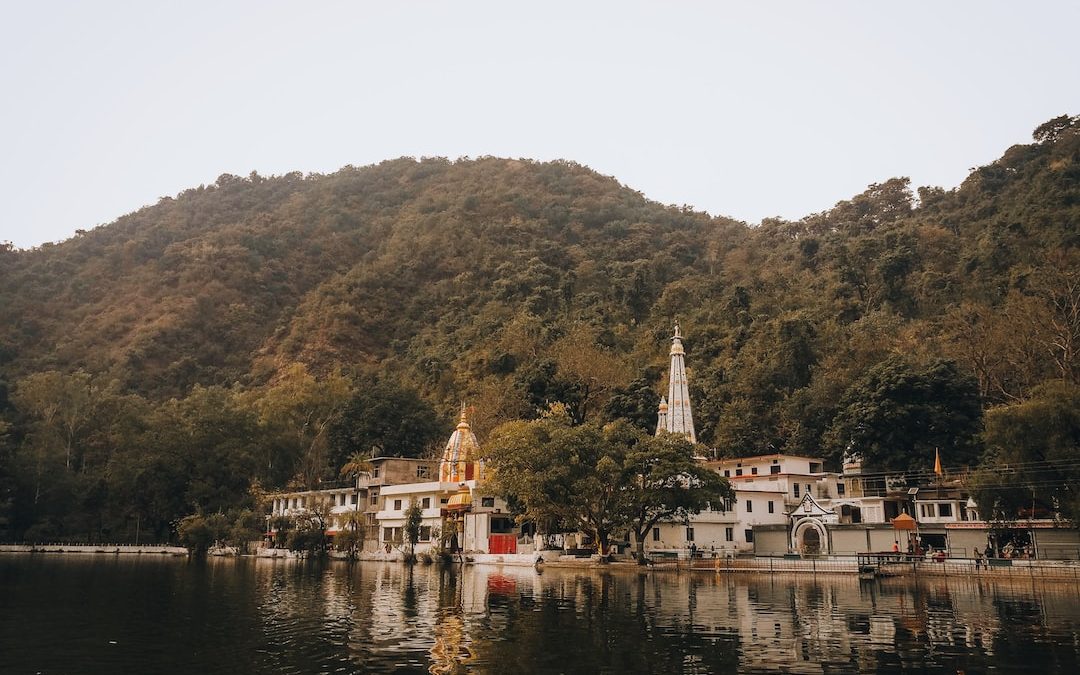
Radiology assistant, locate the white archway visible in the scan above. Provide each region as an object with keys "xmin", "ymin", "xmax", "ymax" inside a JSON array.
[{"xmin": 792, "ymin": 518, "xmax": 829, "ymax": 555}]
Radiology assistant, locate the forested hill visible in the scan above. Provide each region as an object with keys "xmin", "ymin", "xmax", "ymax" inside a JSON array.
[
  {"xmin": 0, "ymin": 115, "xmax": 1077, "ymax": 542},
  {"xmin": 0, "ymin": 158, "xmax": 726, "ymax": 397}
]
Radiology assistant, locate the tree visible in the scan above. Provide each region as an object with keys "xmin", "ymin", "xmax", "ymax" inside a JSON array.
[
  {"xmin": 547, "ymin": 323, "xmax": 631, "ymax": 424},
  {"xmin": 621, "ymin": 429, "xmax": 733, "ymax": 563},
  {"xmin": 483, "ymin": 412, "xmax": 731, "ymax": 559},
  {"xmin": 12, "ymin": 370, "xmax": 100, "ymax": 471},
  {"xmin": 973, "ymin": 382, "xmax": 1080, "ymax": 523},
  {"xmin": 176, "ymin": 512, "xmax": 230, "ymax": 554},
  {"xmin": 285, "ymin": 495, "xmax": 332, "ymax": 553},
  {"xmin": 1032, "ymin": 114, "xmax": 1078, "ymax": 144},
  {"xmin": 250, "ymin": 364, "xmax": 352, "ymax": 487},
  {"xmin": 335, "ymin": 509, "xmax": 366, "ymax": 558},
  {"xmin": 824, "ymin": 357, "xmax": 983, "ymax": 472},
  {"xmin": 328, "ymin": 378, "xmax": 442, "ymax": 463},
  {"xmin": 601, "ymin": 374, "xmax": 661, "ymax": 432},
  {"xmin": 339, "ymin": 450, "xmax": 373, "ymax": 482},
  {"xmin": 403, "ymin": 500, "xmax": 423, "ymax": 561}
]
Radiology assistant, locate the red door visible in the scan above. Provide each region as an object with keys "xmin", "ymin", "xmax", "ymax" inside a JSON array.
[{"xmin": 488, "ymin": 533, "xmax": 517, "ymax": 554}]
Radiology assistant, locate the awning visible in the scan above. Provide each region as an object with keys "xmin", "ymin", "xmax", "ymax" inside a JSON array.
[{"xmin": 891, "ymin": 513, "xmax": 917, "ymax": 530}]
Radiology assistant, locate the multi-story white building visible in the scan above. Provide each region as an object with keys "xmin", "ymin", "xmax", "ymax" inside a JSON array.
[{"xmin": 372, "ymin": 406, "xmax": 522, "ymax": 556}]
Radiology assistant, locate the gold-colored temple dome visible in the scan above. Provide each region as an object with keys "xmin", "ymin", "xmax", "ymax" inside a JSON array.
[
  {"xmin": 444, "ymin": 486, "xmax": 473, "ymax": 511},
  {"xmin": 439, "ymin": 405, "xmax": 483, "ymax": 483}
]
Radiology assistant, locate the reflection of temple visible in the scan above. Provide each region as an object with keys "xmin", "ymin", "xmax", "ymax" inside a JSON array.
[{"xmin": 376, "ymin": 406, "xmax": 523, "ymax": 556}]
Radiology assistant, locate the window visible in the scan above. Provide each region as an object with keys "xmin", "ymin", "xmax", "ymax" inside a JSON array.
[
  {"xmin": 768, "ymin": 501, "xmax": 774, "ymax": 514},
  {"xmin": 724, "ymin": 470, "xmax": 731, "ymax": 477},
  {"xmin": 419, "ymin": 526, "xmax": 432, "ymax": 542},
  {"xmin": 373, "ymin": 467, "xmax": 380, "ymax": 478},
  {"xmin": 921, "ymin": 504, "xmax": 936, "ymax": 518},
  {"xmin": 744, "ymin": 529, "xmax": 754, "ymax": 543},
  {"xmin": 351, "ymin": 494, "xmax": 358, "ymax": 505},
  {"xmin": 393, "ymin": 499, "xmax": 402, "ymax": 511},
  {"xmin": 370, "ymin": 493, "xmax": 378, "ymax": 506},
  {"xmin": 735, "ymin": 469, "xmax": 743, "ymax": 477},
  {"xmin": 422, "ymin": 497, "xmax": 431, "ymax": 509},
  {"xmin": 837, "ymin": 483, "xmax": 846, "ymax": 496},
  {"xmin": 416, "ymin": 465, "xmax": 430, "ymax": 479},
  {"xmin": 686, "ymin": 527, "xmax": 695, "ymax": 542},
  {"xmin": 440, "ymin": 498, "xmax": 449, "ymax": 505},
  {"xmin": 652, "ymin": 528, "xmax": 660, "ymax": 542},
  {"xmin": 938, "ymin": 503, "xmax": 952, "ymax": 517},
  {"xmin": 794, "ymin": 484, "xmax": 800, "ymax": 498},
  {"xmin": 746, "ymin": 500, "xmax": 753, "ymax": 513},
  {"xmin": 751, "ymin": 467, "xmax": 758, "ymax": 475},
  {"xmin": 383, "ymin": 527, "xmax": 401, "ymax": 542},
  {"xmin": 725, "ymin": 527, "xmax": 734, "ymax": 542},
  {"xmin": 770, "ymin": 465, "xmax": 781, "ymax": 475},
  {"xmin": 481, "ymin": 496, "xmax": 495, "ymax": 508}
]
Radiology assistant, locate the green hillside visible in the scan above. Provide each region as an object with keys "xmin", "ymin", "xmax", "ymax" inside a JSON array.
[{"xmin": 0, "ymin": 116, "xmax": 1076, "ymax": 542}]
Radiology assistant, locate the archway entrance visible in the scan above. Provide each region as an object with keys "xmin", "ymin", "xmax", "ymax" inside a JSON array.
[{"xmin": 792, "ymin": 518, "xmax": 828, "ymax": 555}]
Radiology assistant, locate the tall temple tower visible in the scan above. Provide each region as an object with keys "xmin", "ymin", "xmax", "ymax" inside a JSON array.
[
  {"xmin": 440, "ymin": 404, "xmax": 483, "ymax": 483},
  {"xmin": 656, "ymin": 322, "xmax": 696, "ymax": 443}
]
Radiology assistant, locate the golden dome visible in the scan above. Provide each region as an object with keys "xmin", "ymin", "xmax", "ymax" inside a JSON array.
[
  {"xmin": 445, "ymin": 487, "xmax": 473, "ymax": 511},
  {"xmin": 440, "ymin": 404, "xmax": 483, "ymax": 483}
]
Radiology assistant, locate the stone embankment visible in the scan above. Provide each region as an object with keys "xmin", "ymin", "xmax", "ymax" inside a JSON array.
[{"xmin": 1, "ymin": 543, "xmax": 188, "ymax": 555}]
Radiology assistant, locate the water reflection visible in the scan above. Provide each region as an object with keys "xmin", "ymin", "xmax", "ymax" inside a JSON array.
[{"xmin": 3, "ymin": 555, "xmax": 1079, "ymax": 674}]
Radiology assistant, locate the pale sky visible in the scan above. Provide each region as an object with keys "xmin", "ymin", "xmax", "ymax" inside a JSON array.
[{"xmin": 1, "ymin": 1, "xmax": 1077, "ymax": 249}]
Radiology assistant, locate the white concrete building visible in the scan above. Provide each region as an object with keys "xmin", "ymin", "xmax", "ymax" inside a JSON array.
[{"xmin": 373, "ymin": 407, "xmax": 523, "ymax": 555}]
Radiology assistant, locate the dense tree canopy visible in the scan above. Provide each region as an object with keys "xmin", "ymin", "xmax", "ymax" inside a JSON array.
[
  {"xmin": 824, "ymin": 357, "xmax": 984, "ymax": 473},
  {"xmin": 973, "ymin": 382, "xmax": 1080, "ymax": 523}
]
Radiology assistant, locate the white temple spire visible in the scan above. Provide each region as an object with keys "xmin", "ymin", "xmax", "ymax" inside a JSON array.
[{"xmin": 657, "ymin": 322, "xmax": 696, "ymax": 443}]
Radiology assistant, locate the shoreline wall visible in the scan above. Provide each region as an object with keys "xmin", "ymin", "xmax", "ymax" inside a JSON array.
[{"xmin": 0, "ymin": 544, "xmax": 187, "ymax": 555}]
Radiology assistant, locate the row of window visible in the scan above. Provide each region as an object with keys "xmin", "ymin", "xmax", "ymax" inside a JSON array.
[
  {"xmin": 919, "ymin": 502, "xmax": 954, "ymax": 518},
  {"xmin": 724, "ymin": 465, "xmax": 783, "ymax": 477},
  {"xmin": 370, "ymin": 465, "xmax": 434, "ymax": 480},
  {"xmin": 275, "ymin": 493, "xmax": 357, "ymax": 511},
  {"xmin": 382, "ymin": 495, "xmax": 497, "ymax": 511},
  {"xmin": 382, "ymin": 526, "xmax": 433, "ymax": 543},
  {"xmin": 651, "ymin": 527, "xmax": 754, "ymax": 543}
]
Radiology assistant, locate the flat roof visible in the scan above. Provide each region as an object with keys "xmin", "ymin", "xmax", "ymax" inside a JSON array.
[
  {"xmin": 379, "ymin": 480, "xmax": 469, "ymax": 495},
  {"xmin": 705, "ymin": 453, "xmax": 827, "ymax": 465}
]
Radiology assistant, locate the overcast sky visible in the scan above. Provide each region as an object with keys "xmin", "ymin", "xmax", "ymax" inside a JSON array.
[{"xmin": 1, "ymin": 1, "xmax": 1077, "ymax": 249}]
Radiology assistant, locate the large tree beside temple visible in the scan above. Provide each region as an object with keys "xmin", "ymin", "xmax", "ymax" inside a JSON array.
[{"xmin": 482, "ymin": 410, "xmax": 730, "ymax": 557}]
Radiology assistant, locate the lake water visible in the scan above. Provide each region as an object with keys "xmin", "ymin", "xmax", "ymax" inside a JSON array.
[{"xmin": 2, "ymin": 555, "xmax": 1079, "ymax": 674}]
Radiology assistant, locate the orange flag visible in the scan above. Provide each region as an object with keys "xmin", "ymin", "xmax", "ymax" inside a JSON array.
[{"xmin": 934, "ymin": 448, "xmax": 942, "ymax": 476}]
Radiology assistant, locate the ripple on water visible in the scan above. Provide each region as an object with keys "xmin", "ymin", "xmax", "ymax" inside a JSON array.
[{"xmin": 3, "ymin": 556, "xmax": 1080, "ymax": 673}]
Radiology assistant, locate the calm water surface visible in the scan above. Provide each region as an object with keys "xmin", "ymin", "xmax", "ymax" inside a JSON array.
[{"xmin": 2, "ymin": 554, "xmax": 1079, "ymax": 674}]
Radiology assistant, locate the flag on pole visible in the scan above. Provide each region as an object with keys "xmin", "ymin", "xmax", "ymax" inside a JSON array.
[{"xmin": 934, "ymin": 448, "xmax": 943, "ymax": 476}]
